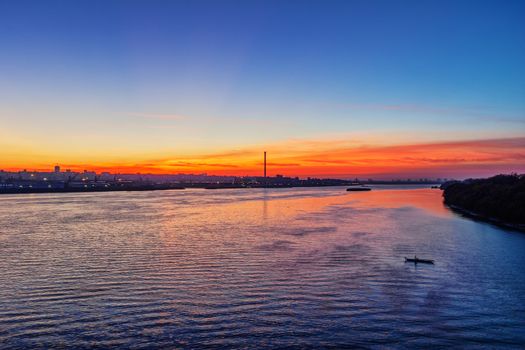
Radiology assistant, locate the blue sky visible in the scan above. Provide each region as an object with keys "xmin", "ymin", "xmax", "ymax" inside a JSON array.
[{"xmin": 0, "ymin": 0, "xmax": 524, "ymax": 176}]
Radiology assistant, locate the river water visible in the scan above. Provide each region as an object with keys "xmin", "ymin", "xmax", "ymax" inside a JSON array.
[{"xmin": 1, "ymin": 186, "xmax": 524, "ymax": 348}]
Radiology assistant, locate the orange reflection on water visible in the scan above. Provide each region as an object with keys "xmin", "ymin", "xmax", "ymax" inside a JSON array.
[
  {"xmin": 153, "ymin": 188, "xmax": 449, "ymax": 238},
  {"xmin": 343, "ymin": 188, "xmax": 449, "ymax": 217},
  {"xmin": 151, "ymin": 187, "xmax": 451, "ymax": 258}
]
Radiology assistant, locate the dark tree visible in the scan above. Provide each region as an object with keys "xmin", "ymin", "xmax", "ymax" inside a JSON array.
[{"xmin": 443, "ymin": 174, "xmax": 525, "ymax": 225}]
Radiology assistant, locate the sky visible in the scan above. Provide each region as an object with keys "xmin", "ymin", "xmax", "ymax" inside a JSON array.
[{"xmin": 0, "ymin": 0, "xmax": 524, "ymax": 179}]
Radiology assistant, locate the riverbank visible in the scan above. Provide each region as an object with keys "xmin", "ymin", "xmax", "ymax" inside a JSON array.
[
  {"xmin": 0, "ymin": 183, "xmax": 346, "ymax": 194},
  {"xmin": 443, "ymin": 174, "xmax": 525, "ymax": 232},
  {"xmin": 0, "ymin": 183, "xmax": 446, "ymax": 195},
  {"xmin": 446, "ymin": 204, "xmax": 525, "ymax": 233},
  {"xmin": 0, "ymin": 184, "xmax": 186, "ymax": 194}
]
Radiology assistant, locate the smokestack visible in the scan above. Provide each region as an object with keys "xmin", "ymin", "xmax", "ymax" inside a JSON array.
[{"xmin": 264, "ymin": 151, "xmax": 267, "ymax": 178}]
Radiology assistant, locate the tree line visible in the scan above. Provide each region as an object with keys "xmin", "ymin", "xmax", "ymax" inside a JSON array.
[{"xmin": 443, "ymin": 174, "xmax": 525, "ymax": 225}]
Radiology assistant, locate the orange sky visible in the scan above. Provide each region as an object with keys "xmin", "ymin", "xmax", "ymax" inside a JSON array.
[{"xmin": 4, "ymin": 136, "xmax": 524, "ymax": 179}]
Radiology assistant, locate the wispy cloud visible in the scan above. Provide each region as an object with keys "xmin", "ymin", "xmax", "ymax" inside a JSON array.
[
  {"xmin": 109, "ymin": 136, "xmax": 525, "ymax": 178},
  {"xmin": 326, "ymin": 102, "xmax": 525, "ymax": 122},
  {"xmin": 130, "ymin": 113, "xmax": 188, "ymax": 121},
  {"xmin": 8, "ymin": 136, "xmax": 524, "ymax": 179},
  {"xmin": 128, "ymin": 112, "xmax": 295, "ymax": 128}
]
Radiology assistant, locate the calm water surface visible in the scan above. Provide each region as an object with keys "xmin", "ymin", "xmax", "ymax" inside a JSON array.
[{"xmin": 1, "ymin": 187, "xmax": 524, "ymax": 348}]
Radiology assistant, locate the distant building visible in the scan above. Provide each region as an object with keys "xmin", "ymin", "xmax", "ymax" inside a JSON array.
[
  {"xmin": 0, "ymin": 180, "xmax": 65, "ymax": 190},
  {"xmin": 81, "ymin": 170, "xmax": 97, "ymax": 181},
  {"xmin": 54, "ymin": 165, "xmax": 61, "ymax": 173}
]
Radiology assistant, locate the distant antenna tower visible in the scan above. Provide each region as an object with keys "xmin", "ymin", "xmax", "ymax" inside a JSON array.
[{"xmin": 264, "ymin": 151, "xmax": 267, "ymax": 178}]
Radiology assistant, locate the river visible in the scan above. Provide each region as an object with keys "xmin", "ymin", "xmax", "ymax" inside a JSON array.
[{"xmin": 1, "ymin": 186, "xmax": 524, "ymax": 348}]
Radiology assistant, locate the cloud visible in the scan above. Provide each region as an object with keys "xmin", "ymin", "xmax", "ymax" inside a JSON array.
[
  {"xmin": 321, "ymin": 102, "xmax": 525, "ymax": 125},
  {"xmin": 128, "ymin": 136, "xmax": 525, "ymax": 178},
  {"xmin": 130, "ymin": 113, "xmax": 188, "ymax": 121},
  {"xmin": 264, "ymin": 162, "xmax": 301, "ymax": 167},
  {"xmin": 8, "ymin": 135, "xmax": 524, "ymax": 179},
  {"xmin": 164, "ymin": 161, "xmax": 239, "ymax": 168},
  {"xmin": 129, "ymin": 112, "xmax": 295, "ymax": 128}
]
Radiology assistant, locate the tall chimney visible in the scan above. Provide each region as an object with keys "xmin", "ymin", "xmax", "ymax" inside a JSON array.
[{"xmin": 264, "ymin": 151, "xmax": 267, "ymax": 178}]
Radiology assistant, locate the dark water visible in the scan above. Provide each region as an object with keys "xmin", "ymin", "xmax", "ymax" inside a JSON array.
[{"xmin": 1, "ymin": 187, "xmax": 524, "ymax": 348}]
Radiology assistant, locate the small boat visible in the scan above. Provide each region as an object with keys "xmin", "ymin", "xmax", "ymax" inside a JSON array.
[
  {"xmin": 405, "ymin": 256, "xmax": 434, "ymax": 264},
  {"xmin": 346, "ymin": 187, "xmax": 371, "ymax": 192}
]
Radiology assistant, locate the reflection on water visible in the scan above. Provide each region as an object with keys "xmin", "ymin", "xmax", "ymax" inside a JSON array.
[{"xmin": 1, "ymin": 186, "xmax": 525, "ymax": 348}]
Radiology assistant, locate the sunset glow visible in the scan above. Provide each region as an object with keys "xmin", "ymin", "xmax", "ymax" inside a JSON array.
[
  {"xmin": 3, "ymin": 136, "xmax": 524, "ymax": 179},
  {"xmin": 1, "ymin": 1, "xmax": 524, "ymax": 179}
]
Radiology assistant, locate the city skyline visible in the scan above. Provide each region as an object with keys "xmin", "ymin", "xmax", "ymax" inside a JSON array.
[
  {"xmin": 1, "ymin": 0, "xmax": 524, "ymax": 179},
  {"xmin": 2, "ymin": 136, "xmax": 524, "ymax": 180}
]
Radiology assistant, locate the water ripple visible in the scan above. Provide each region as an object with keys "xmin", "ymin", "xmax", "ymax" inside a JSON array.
[{"xmin": 1, "ymin": 187, "xmax": 525, "ymax": 348}]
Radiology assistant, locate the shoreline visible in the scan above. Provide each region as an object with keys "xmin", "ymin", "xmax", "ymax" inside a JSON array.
[
  {"xmin": 442, "ymin": 175, "xmax": 525, "ymax": 233},
  {"xmin": 446, "ymin": 204, "xmax": 525, "ymax": 233},
  {"xmin": 0, "ymin": 183, "xmax": 440, "ymax": 196},
  {"xmin": 0, "ymin": 183, "xmax": 341, "ymax": 195},
  {"xmin": 0, "ymin": 185, "xmax": 186, "ymax": 195}
]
